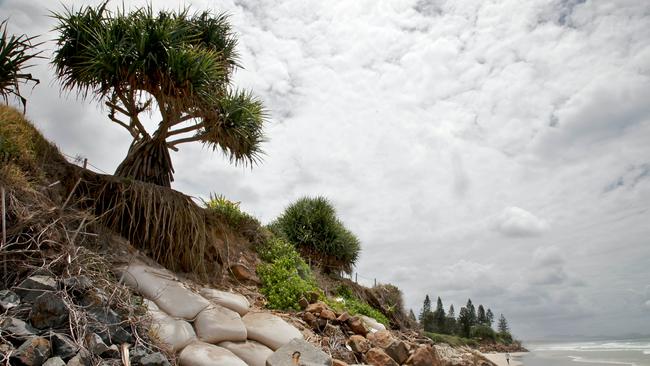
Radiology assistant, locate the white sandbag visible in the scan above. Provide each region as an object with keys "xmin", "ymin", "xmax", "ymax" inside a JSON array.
[
  {"xmin": 145, "ymin": 300, "xmax": 196, "ymax": 352},
  {"xmin": 242, "ymin": 312, "xmax": 303, "ymax": 351},
  {"xmin": 359, "ymin": 315, "xmax": 386, "ymax": 333},
  {"xmin": 179, "ymin": 341, "xmax": 247, "ymax": 366},
  {"xmin": 120, "ymin": 263, "xmax": 177, "ymax": 300},
  {"xmin": 154, "ymin": 282, "xmax": 211, "ymax": 320},
  {"xmin": 218, "ymin": 340, "xmax": 273, "ymax": 366},
  {"xmin": 194, "ymin": 305, "xmax": 247, "ymax": 344},
  {"xmin": 200, "ymin": 288, "xmax": 250, "ymax": 316}
]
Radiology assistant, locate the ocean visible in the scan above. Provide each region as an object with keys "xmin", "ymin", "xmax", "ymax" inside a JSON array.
[{"xmin": 519, "ymin": 339, "xmax": 650, "ymax": 366}]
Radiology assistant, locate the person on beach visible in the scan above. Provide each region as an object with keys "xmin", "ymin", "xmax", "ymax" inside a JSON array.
[{"xmin": 505, "ymin": 352, "xmax": 510, "ymax": 365}]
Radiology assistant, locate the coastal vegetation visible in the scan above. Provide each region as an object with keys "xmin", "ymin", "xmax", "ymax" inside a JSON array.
[
  {"xmin": 0, "ymin": 20, "xmax": 41, "ymax": 110},
  {"xmin": 418, "ymin": 295, "xmax": 521, "ymax": 348},
  {"xmin": 51, "ymin": 3, "xmax": 266, "ymax": 187}
]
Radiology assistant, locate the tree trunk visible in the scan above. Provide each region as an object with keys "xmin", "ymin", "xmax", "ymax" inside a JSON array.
[{"xmin": 115, "ymin": 137, "xmax": 174, "ymax": 187}]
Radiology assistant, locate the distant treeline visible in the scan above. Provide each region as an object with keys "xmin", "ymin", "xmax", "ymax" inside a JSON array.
[{"xmin": 412, "ymin": 295, "xmax": 513, "ymax": 342}]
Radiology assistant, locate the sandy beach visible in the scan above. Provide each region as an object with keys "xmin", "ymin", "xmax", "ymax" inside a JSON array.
[{"xmin": 482, "ymin": 352, "xmax": 526, "ymax": 366}]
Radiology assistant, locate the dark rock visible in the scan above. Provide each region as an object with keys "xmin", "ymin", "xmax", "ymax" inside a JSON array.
[
  {"xmin": 302, "ymin": 311, "xmax": 318, "ymax": 329},
  {"xmin": 129, "ymin": 347, "xmax": 148, "ymax": 364},
  {"xmin": 101, "ymin": 345, "xmax": 121, "ymax": 359},
  {"xmin": 86, "ymin": 306, "xmax": 132, "ymax": 344},
  {"xmin": 139, "ymin": 352, "xmax": 170, "ymax": 366},
  {"xmin": 1, "ymin": 317, "xmax": 37, "ymax": 340},
  {"xmin": 79, "ymin": 288, "xmax": 109, "ymax": 307},
  {"xmin": 365, "ymin": 348, "xmax": 398, "ymax": 366},
  {"xmin": 85, "ymin": 333, "xmax": 110, "ymax": 356},
  {"xmin": 266, "ymin": 338, "xmax": 332, "ymax": 366},
  {"xmin": 15, "ymin": 276, "xmax": 57, "ymax": 302},
  {"xmin": 66, "ymin": 350, "xmax": 91, "ymax": 366},
  {"xmin": 11, "ymin": 337, "xmax": 52, "ymax": 366},
  {"xmin": 60, "ymin": 277, "xmax": 93, "ymax": 296},
  {"xmin": 30, "ymin": 293, "xmax": 69, "ymax": 329},
  {"xmin": 49, "ymin": 333, "xmax": 78, "ymax": 361},
  {"xmin": 43, "ymin": 357, "xmax": 66, "ymax": 366},
  {"xmin": 348, "ymin": 335, "xmax": 371, "ymax": 354},
  {"xmin": 384, "ymin": 340, "xmax": 410, "ymax": 364},
  {"xmin": 0, "ymin": 289, "xmax": 20, "ymax": 311},
  {"xmin": 298, "ymin": 297, "xmax": 309, "ymax": 310}
]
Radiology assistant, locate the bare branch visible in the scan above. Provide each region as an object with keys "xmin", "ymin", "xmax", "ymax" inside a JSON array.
[
  {"xmin": 166, "ymin": 122, "xmax": 206, "ymax": 137},
  {"xmin": 168, "ymin": 135, "xmax": 203, "ymax": 147},
  {"xmin": 108, "ymin": 115, "xmax": 138, "ymax": 138}
]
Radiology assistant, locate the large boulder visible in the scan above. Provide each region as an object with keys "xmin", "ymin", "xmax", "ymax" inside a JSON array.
[
  {"xmin": 219, "ymin": 341, "xmax": 274, "ymax": 366},
  {"xmin": 146, "ymin": 300, "xmax": 196, "ymax": 352},
  {"xmin": 194, "ymin": 305, "xmax": 247, "ymax": 344},
  {"xmin": 200, "ymin": 288, "xmax": 250, "ymax": 316},
  {"xmin": 242, "ymin": 313, "xmax": 303, "ymax": 351},
  {"xmin": 405, "ymin": 345, "xmax": 436, "ymax": 366},
  {"xmin": 179, "ymin": 341, "xmax": 247, "ymax": 366},
  {"xmin": 348, "ymin": 335, "xmax": 371, "ymax": 354},
  {"xmin": 266, "ymin": 338, "xmax": 332, "ymax": 366}
]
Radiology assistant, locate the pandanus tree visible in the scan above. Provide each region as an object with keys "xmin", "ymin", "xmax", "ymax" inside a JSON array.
[
  {"xmin": 0, "ymin": 20, "xmax": 42, "ymax": 111},
  {"xmin": 52, "ymin": 3, "xmax": 266, "ymax": 187}
]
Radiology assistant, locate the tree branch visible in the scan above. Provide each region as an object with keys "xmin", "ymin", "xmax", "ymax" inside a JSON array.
[
  {"xmin": 168, "ymin": 135, "xmax": 204, "ymax": 147},
  {"xmin": 167, "ymin": 122, "xmax": 206, "ymax": 137},
  {"xmin": 108, "ymin": 115, "xmax": 138, "ymax": 138}
]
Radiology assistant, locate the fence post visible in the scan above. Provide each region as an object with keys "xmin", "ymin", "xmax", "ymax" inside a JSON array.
[
  {"xmin": 83, "ymin": 158, "xmax": 88, "ymax": 169},
  {"xmin": 355, "ymin": 272, "xmax": 358, "ymax": 283},
  {"xmin": 1, "ymin": 187, "xmax": 6, "ymax": 286},
  {"xmin": 374, "ymin": 278, "xmax": 377, "ymax": 287}
]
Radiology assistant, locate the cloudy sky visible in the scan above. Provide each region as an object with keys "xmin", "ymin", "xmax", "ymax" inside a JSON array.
[{"xmin": 2, "ymin": 0, "xmax": 649, "ymax": 340}]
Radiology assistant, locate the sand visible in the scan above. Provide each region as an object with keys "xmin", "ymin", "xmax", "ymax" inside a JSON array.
[{"xmin": 482, "ymin": 352, "xmax": 526, "ymax": 366}]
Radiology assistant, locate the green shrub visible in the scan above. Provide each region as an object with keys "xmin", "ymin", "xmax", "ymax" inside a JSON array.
[
  {"xmin": 470, "ymin": 325, "xmax": 497, "ymax": 341},
  {"xmin": 272, "ymin": 196, "xmax": 360, "ymax": 273},
  {"xmin": 497, "ymin": 331, "xmax": 513, "ymax": 344},
  {"xmin": 256, "ymin": 236, "xmax": 319, "ymax": 310},
  {"xmin": 205, "ymin": 194, "xmax": 260, "ymax": 229}
]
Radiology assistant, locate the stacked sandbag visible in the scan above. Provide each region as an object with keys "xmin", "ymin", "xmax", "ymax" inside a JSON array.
[
  {"xmin": 200, "ymin": 288, "xmax": 250, "ymax": 316},
  {"xmin": 194, "ymin": 305, "xmax": 247, "ymax": 344},
  {"xmin": 179, "ymin": 341, "xmax": 247, "ymax": 366},
  {"xmin": 219, "ymin": 341, "xmax": 273, "ymax": 366},
  {"xmin": 242, "ymin": 312, "xmax": 303, "ymax": 351},
  {"xmin": 145, "ymin": 300, "xmax": 196, "ymax": 352}
]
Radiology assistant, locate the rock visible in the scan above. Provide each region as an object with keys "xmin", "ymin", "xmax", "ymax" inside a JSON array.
[
  {"xmin": 305, "ymin": 301, "xmax": 329, "ymax": 314},
  {"xmin": 179, "ymin": 341, "xmax": 247, "ymax": 366},
  {"xmin": 194, "ymin": 305, "xmax": 247, "ymax": 344},
  {"xmin": 15, "ymin": 276, "xmax": 57, "ymax": 302},
  {"xmin": 0, "ymin": 343, "xmax": 14, "ymax": 354},
  {"xmin": 348, "ymin": 335, "xmax": 371, "ymax": 354},
  {"xmin": 306, "ymin": 291, "xmax": 320, "ymax": 303},
  {"xmin": 367, "ymin": 330, "xmax": 393, "ymax": 349},
  {"xmin": 86, "ymin": 306, "xmax": 132, "ymax": 344},
  {"xmin": 347, "ymin": 317, "xmax": 367, "ymax": 336},
  {"xmin": 384, "ymin": 340, "xmax": 410, "ymax": 364},
  {"xmin": 30, "ymin": 293, "xmax": 69, "ymax": 329},
  {"xmin": 219, "ymin": 340, "xmax": 274, "ymax": 366},
  {"xmin": 302, "ymin": 311, "xmax": 318, "ymax": 328},
  {"xmin": 405, "ymin": 345, "xmax": 435, "ymax": 366},
  {"xmin": 60, "ymin": 276, "xmax": 93, "ymax": 297},
  {"xmin": 139, "ymin": 352, "xmax": 170, "ymax": 366},
  {"xmin": 43, "ymin": 357, "xmax": 66, "ymax": 366},
  {"xmin": 332, "ymin": 360, "xmax": 349, "ymax": 366},
  {"xmin": 80, "ymin": 288, "xmax": 109, "ymax": 307},
  {"xmin": 128, "ymin": 347, "xmax": 148, "ymax": 364},
  {"xmin": 11, "ymin": 337, "xmax": 52, "ymax": 366},
  {"xmin": 298, "ymin": 297, "xmax": 309, "ymax": 310},
  {"xmin": 365, "ymin": 348, "xmax": 398, "ymax": 366},
  {"xmin": 336, "ymin": 312, "xmax": 350, "ymax": 323},
  {"xmin": 66, "ymin": 351, "xmax": 91, "ymax": 366},
  {"xmin": 359, "ymin": 315, "xmax": 386, "ymax": 333},
  {"xmin": 229, "ymin": 263, "xmax": 258, "ymax": 283},
  {"xmin": 102, "ymin": 344, "xmax": 121, "ymax": 358},
  {"xmin": 266, "ymin": 338, "xmax": 331, "ymax": 366},
  {"xmin": 200, "ymin": 288, "xmax": 250, "ymax": 316},
  {"xmin": 0, "ymin": 289, "xmax": 20, "ymax": 310},
  {"xmin": 85, "ymin": 333, "xmax": 111, "ymax": 356},
  {"xmin": 242, "ymin": 312, "xmax": 303, "ymax": 351},
  {"xmin": 49, "ymin": 333, "xmax": 78, "ymax": 360},
  {"xmin": 1, "ymin": 317, "xmax": 37, "ymax": 339},
  {"xmin": 320, "ymin": 309, "xmax": 337, "ymax": 321}
]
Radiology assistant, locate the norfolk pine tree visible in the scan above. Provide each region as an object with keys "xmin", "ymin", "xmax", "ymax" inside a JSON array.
[
  {"xmin": 434, "ymin": 297, "xmax": 447, "ymax": 333},
  {"xmin": 486, "ymin": 308, "xmax": 495, "ymax": 327}
]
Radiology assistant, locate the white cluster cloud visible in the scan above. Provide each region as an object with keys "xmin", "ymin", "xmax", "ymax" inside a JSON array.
[{"xmin": 1, "ymin": 0, "xmax": 649, "ymax": 339}]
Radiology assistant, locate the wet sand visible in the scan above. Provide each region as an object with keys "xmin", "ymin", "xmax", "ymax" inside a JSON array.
[{"xmin": 482, "ymin": 352, "xmax": 526, "ymax": 366}]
